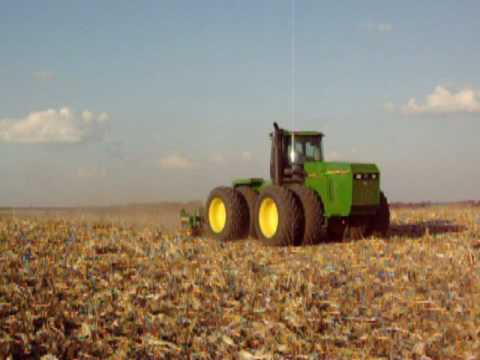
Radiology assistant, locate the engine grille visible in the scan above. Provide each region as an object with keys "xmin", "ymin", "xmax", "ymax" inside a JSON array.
[{"xmin": 352, "ymin": 173, "xmax": 380, "ymax": 206}]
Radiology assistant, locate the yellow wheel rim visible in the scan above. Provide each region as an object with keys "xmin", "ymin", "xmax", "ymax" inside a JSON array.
[
  {"xmin": 258, "ymin": 197, "xmax": 279, "ymax": 239},
  {"xmin": 209, "ymin": 197, "xmax": 227, "ymax": 233}
]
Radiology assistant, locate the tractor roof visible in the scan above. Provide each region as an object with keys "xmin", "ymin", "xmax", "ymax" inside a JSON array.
[
  {"xmin": 269, "ymin": 128, "xmax": 324, "ymax": 138},
  {"xmin": 286, "ymin": 130, "xmax": 324, "ymax": 137}
]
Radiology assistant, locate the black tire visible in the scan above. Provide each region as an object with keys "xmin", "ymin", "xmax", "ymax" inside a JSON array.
[
  {"xmin": 254, "ymin": 186, "xmax": 304, "ymax": 246},
  {"xmin": 365, "ymin": 191, "xmax": 390, "ymax": 237},
  {"xmin": 288, "ymin": 184, "xmax": 324, "ymax": 245},
  {"xmin": 236, "ymin": 186, "xmax": 259, "ymax": 239},
  {"xmin": 327, "ymin": 218, "xmax": 347, "ymax": 242},
  {"xmin": 206, "ymin": 187, "xmax": 248, "ymax": 241}
]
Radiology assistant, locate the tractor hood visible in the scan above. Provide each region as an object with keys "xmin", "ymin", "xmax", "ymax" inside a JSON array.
[
  {"xmin": 304, "ymin": 161, "xmax": 379, "ymax": 177},
  {"xmin": 303, "ymin": 161, "xmax": 381, "ymax": 217}
]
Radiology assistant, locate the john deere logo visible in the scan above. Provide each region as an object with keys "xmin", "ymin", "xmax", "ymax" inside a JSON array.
[{"xmin": 326, "ymin": 170, "xmax": 350, "ymax": 176}]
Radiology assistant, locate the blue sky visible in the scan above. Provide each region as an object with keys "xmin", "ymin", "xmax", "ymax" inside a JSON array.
[{"xmin": 1, "ymin": 1, "xmax": 479, "ymax": 206}]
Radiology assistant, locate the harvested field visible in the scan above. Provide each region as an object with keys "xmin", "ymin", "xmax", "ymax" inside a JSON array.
[{"xmin": 0, "ymin": 204, "xmax": 479, "ymax": 358}]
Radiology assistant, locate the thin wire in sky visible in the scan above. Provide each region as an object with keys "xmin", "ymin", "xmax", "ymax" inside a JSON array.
[
  {"xmin": 291, "ymin": 0, "xmax": 295, "ymax": 131},
  {"xmin": 290, "ymin": 0, "xmax": 296, "ymax": 150}
]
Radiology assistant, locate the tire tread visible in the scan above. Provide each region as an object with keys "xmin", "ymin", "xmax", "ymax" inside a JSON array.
[
  {"xmin": 289, "ymin": 184, "xmax": 324, "ymax": 245},
  {"xmin": 237, "ymin": 186, "xmax": 258, "ymax": 239}
]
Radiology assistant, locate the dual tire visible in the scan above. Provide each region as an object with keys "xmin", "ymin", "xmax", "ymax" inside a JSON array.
[
  {"xmin": 254, "ymin": 186, "xmax": 304, "ymax": 246},
  {"xmin": 207, "ymin": 185, "xmax": 324, "ymax": 246},
  {"xmin": 236, "ymin": 186, "xmax": 259, "ymax": 239},
  {"xmin": 206, "ymin": 187, "xmax": 248, "ymax": 241},
  {"xmin": 288, "ymin": 185, "xmax": 324, "ymax": 245}
]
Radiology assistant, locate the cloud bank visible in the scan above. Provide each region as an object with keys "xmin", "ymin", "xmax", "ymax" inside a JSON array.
[
  {"xmin": 403, "ymin": 86, "xmax": 480, "ymax": 114},
  {"xmin": 0, "ymin": 107, "xmax": 110, "ymax": 144},
  {"xmin": 386, "ymin": 86, "xmax": 480, "ymax": 115}
]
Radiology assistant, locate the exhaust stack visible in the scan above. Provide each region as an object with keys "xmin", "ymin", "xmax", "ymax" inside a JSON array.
[{"xmin": 272, "ymin": 122, "xmax": 284, "ymax": 186}]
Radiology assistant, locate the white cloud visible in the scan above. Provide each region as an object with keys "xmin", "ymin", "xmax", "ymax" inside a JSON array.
[
  {"xmin": 365, "ymin": 22, "xmax": 393, "ymax": 33},
  {"xmin": 0, "ymin": 107, "xmax": 110, "ymax": 144},
  {"xmin": 400, "ymin": 86, "xmax": 480, "ymax": 115},
  {"xmin": 159, "ymin": 154, "xmax": 193, "ymax": 169},
  {"xmin": 32, "ymin": 71, "xmax": 56, "ymax": 81},
  {"xmin": 241, "ymin": 151, "xmax": 253, "ymax": 161}
]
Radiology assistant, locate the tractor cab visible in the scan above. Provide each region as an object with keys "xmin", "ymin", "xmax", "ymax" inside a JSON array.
[
  {"xmin": 270, "ymin": 123, "xmax": 324, "ymax": 185},
  {"xmin": 285, "ymin": 133, "xmax": 324, "ymax": 165}
]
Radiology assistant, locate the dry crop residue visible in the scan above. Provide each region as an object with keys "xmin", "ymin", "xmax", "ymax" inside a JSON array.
[{"xmin": 0, "ymin": 205, "xmax": 479, "ymax": 359}]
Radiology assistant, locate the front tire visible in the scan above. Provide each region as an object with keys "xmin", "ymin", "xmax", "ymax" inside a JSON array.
[
  {"xmin": 206, "ymin": 187, "xmax": 248, "ymax": 241},
  {"xmin": 327, "ymin": 218, "xmax": 347, "ymax": 242},
  {"xmin": 365, "ymin": 191, "xmax": 390, "ymax": 237},
  {"xmin": 254, "ymin": 186, "xmax": 304, "ymax": 246}
]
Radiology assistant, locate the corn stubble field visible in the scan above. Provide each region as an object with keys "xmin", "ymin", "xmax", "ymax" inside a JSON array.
[{"xmin": 1, "ymin": 204, "xmax": 480, "ymax": 359}]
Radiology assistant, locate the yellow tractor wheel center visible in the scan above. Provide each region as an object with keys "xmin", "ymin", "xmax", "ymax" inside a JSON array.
[
  {"xmin": 258, "ymin": 197, "xmax": 279, "ymax": 238},
  {"xmin": 208, "ymin": 198, "xmax": 227, "ymax": 233}
]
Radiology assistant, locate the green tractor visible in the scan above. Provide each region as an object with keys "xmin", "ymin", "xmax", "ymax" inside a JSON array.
[{"xmin": 206, "ymin": 123, "xmax": 390, "ymax": 245}]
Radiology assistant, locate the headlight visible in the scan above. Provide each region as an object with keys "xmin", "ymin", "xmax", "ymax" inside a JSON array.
[
  {"xmin": 354, "ymin": 173, "xmax": 363, "ymax": 180},
  {"xmin": 371, "ymin": 173, "xmax": 378, "ymax": 180}
]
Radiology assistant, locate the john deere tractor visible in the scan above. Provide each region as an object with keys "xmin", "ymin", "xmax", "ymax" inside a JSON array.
[{"xmin": 206, "ymin": 123, "xmax": 390, "ymax": 245}]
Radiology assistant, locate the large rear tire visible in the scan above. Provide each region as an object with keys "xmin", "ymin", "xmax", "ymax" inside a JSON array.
[
  {"xmin": 206, "ymin": 187, "xmax": 248, "ymax": 241},
  {"xmin": 254, "ymin": 186, "xmax": 304, "ymax": 246},
  {"xmin": 288, "ymin": 184, "xmax": 324, "ymax": 245},
  {"xmin": 365, "ymin": 191, "xmax": 390, "ymax": 237},
  {"xmin": 236, "ymin": 186, "xmax": 258, "ymax": 239}
]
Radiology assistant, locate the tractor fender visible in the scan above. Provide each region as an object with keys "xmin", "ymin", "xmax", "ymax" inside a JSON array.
[{"xmin": 232, "ymin": 178, "xmax": 265, "ymax": 191}]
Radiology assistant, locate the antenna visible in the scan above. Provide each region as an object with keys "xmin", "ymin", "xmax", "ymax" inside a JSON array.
[{"xmin": 290, "ymin": 0, "xmax": 296, "ymax": 161}]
